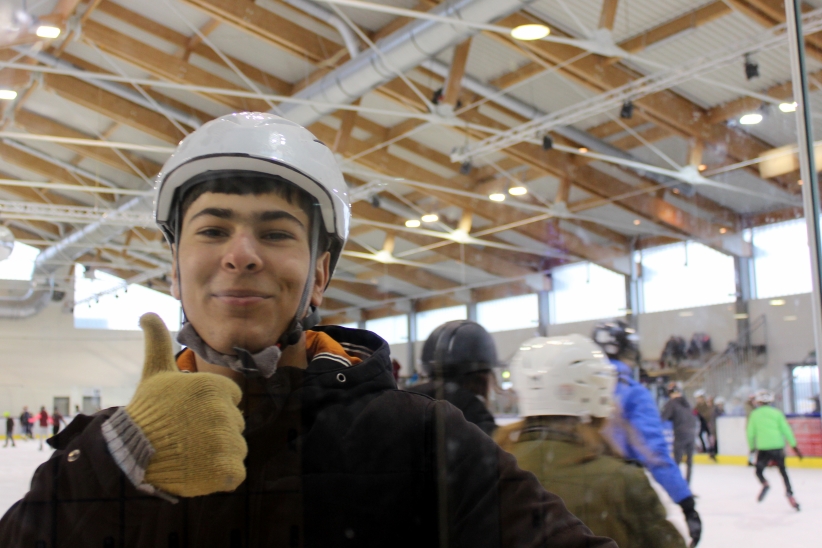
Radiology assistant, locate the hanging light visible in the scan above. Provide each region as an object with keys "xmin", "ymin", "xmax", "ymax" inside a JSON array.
[
  {"xmin": 508, "ymin": 185, "xmax": 527, "ymax": 196},
  {"xmin": 405, "ymin": 219, "xmax": 421, "ymax": 228},
  {"xmin": 739, "ymin": 113, "xmax": 763, "ymax": 125},
  {"xmin": 0, "ymin": 90, "xmax": 18, "ymax": 100},
  {"xmin": 511, "ymin": 24, "xmax": 550, "ymax": 41},
  {"xmin": 542, "ymin": 135, "xmax": 553, "ymax": 150},
  {"xmin": 459, "ymin": 161, "xmax": 472, "ymax": 175},
  {"xmin": 489, "ymin": 192, "xmax": 506, "ymax": 202},
  {"xmin": 578, "ymin": 147, "xmax": 589, "ymax": 153},
  {"xmin": 620, "ymin": 100, "xmax": 634, "ymax": 119},
  {"xmin": 36, "ymin": 25, "xmax": 61, "ymax": 39},
  {"xmin": 744, "ymin": 53, "xmax": 759, "ymax": 80},
  {"xmin": 779, "ymin": 101, "xmax": 798, "ymax": 113},
  {"xmin": 421, "ymin": 214, "xmax": 439, "ymax": 223},
  {"xmin": 633, "ymin": 219, "xmax": 641, "ymax": 226}
]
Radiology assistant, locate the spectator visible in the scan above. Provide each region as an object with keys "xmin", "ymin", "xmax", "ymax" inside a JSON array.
[{"xmin": 694, "ymin": 390, "xmax": 715, "ymax": 459}]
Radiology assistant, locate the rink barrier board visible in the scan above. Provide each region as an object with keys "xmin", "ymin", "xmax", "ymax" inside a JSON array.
[{"xmin": 692, "ymin": 454, "xmax": 822, "ymax": 468}]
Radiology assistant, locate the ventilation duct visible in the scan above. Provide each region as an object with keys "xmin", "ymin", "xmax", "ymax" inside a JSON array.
[{"xmin": 281, "ymin": 0, "xmax": 536, "ymax": 126}]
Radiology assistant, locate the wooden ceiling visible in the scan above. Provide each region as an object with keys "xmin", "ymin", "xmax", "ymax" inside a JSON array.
[{"xmin": 0, "ymin": 0, "xmax": 811, "ymax": 322}]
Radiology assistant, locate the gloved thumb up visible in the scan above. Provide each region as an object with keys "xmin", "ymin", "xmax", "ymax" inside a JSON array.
[{"xmin": 125, "ymin": 313, "xmax": 247, "ymax": 498}]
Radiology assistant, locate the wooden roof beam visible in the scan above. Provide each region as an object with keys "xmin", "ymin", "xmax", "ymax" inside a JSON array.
[{"xmin": 81, "ymin": 20, "xmax": 270, "ymax": 112}]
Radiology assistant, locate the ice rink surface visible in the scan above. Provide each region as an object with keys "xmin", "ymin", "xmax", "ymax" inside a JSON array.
[{"xmin": 1, "ymin": 439, "xmax": 821, "ymax": 546}]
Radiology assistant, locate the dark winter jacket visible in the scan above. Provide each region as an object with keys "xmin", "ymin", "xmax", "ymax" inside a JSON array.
[
  {"xmin": 0, "ymin": 326, "xmax": 614, "ymax": 548},
  {"xmin": 661, "ymin": 396, "xmax": 697, "ymax": 444},
  {"xmin": 408, "ymin": 380, "xmax": 497, "ymax": 436},
  {"xmin": 606, "ymin": 359, "xmax": 693, "ymax": 504}
]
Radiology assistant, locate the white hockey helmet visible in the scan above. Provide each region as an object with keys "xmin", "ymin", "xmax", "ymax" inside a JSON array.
[
  {"xmin": 510, "ymin": 334, "xmax": 617, "ymax": 419},
  {"xmin": 693, "ymin": 389, "xmax": 707, "ymax": 399},
  {"xmin": 154, "ymin": 112, "xmax": 350, "ymax": 274},
  {"xmin": 755, "ymin": 389, "xmax": 774, "ymax": 404}
]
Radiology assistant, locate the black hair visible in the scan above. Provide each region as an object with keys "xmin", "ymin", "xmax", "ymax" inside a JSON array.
[{"xmin": 176, "ymin": 171, "xmax": 329, "ymax": 252}]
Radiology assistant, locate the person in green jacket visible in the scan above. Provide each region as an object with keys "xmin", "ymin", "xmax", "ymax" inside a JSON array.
[
  {"xmin": 746, "ymin": 390, "xmax": 802, "ymax": 510},
  {"xmin": 497, "ymin": 334, "xmax": 689, "ymax": 548}
]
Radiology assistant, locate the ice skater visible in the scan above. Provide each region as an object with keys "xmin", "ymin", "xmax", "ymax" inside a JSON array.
[
  {"xmin": 662, "ymin": 383, "xmax": 696, "ymax": 484},
  {"xmin": 35, "ymin": 406, "xmax": 49, "ymax": 451},
  {"xmin": 3, "ymin": 412, "xmax": 14, "ymax": 448},
  {"xmin": 747, "ymin": 390, "xmax": 802, "ymax": 510}
]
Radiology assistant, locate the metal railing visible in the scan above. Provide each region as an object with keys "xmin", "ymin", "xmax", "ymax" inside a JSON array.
[{"xmin": 682, "ymin": 315, "xmax": 768, "ymax": 401}]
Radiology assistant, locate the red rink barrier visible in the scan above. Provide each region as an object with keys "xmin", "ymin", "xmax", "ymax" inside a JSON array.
[{"xmin": 787, "ymin": 417, "xmax": 822, "ymax": 457}]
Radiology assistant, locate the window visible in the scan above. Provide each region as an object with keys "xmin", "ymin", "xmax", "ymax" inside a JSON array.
[
  {"xmin": 74, "ymin": 266, "xmax": 182, "ymax": 331},
  {"xmin": 415, "ymin": 305, "xmax": 467, "ymax": 341},
  {"xmin": 0, "ymin": 242, "xmax": 40, "ymax": 281},
  {"xmin": 365, "ymin": 315, "xmax": 409, "ymax": 345},
  {"xmin": 753, "ymin": 218, "xmax": 812, "ymax": 299},
  {"xmin": 476, "ymin": 294, "xmax": 539, "ymax": 332},
  {"xmin": 641, "ymin": 242, "xmax": 735, "ymax": 313},
  {"xmin": 550, "ymin": 262, "xmax": 626, "ymax": 324}
]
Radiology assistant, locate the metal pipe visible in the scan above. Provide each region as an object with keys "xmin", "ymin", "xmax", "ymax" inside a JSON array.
[
  {"xmin": 284, "ymin": 0, "xmax": 360, "ymax": 58},
  {"xmin": 281, "ymin": 0, "xmax": 536, "ymax": 126},
  {"xmin": 785, "ymin": 0, "xmax": 822, "ymax": 424}
]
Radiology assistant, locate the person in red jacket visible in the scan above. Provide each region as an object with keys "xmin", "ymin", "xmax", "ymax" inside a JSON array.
[{"xmin": 35, "ymin": 406, "xmax": 49, "ymax": 451}]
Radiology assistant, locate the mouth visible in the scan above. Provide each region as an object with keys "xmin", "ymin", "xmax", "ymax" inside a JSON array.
[{"xmin": 213, "ymin": 290, "xmax": 272, "ymax": 306}]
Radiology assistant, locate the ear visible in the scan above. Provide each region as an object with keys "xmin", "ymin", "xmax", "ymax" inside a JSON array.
[
  {"xmin": 170, "ymin": 245, "xmax": 181, "ymax": 300},
  {"xmin": 310, "ymin": 252, "xmax": 331, "ymax": 308}
]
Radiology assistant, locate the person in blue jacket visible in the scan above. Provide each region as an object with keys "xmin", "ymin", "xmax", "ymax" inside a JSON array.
[{"xmin": 593, "ymin": 320, "xmax": 701, "ymax": 548}]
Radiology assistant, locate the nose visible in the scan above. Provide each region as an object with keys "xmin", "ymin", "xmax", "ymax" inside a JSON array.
[{"xmin": 221, "ymin": 232, "xmax": 262, "ymax": 273}]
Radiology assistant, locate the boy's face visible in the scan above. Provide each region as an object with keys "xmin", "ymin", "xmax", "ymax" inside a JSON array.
[{"xmin": 172, "ymin": 191, "xmax": 329, "ymax": 355}]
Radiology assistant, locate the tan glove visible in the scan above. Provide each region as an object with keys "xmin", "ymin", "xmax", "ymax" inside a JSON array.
[{"xmin": 104, "ymin": 313, "xmax": 247, "ymax": 498}]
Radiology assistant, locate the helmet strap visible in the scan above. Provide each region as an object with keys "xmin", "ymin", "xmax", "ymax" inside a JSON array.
[{"xmin": 277, "ymin": 204, "xmax": 322, "ymax": 348}]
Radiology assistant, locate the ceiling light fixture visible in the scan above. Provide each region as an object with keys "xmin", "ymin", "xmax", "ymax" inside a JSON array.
[
  {"xmin": 633, "ymin": 219, "xmax": 641, "ymax": 225},
  {"xmin": 36, "ymin": 25, "xmax": 61, "ymax": 39},
  {"xmin": 739, "ymin": 113, "xmax": 763, "ymax": 125},
  {"xmin": 744, "ymin": 53, "xmax": 759, "ymax": 80},
  {"xmin": 459, "ymin": 161, "xmax": 472, "ymax": 175},
  {"xmin": 620, "ymin": 100, "xmax": 634, "ymax": 119},
  {"xmin": 0, "ymin": 90, "xmax": 17, "ymax": 100},
  {"xmin": 698, "ymin": 164, "xmax": 707, "ymax": 171},
  {"xmin": 719, "ymin": 227, "xmax": 727, "ymax": 234},
  {"xmin": 542, "ymin": 135, "xmax": 553, "ymax": 150},
  {"xmin": 578, "ymin": 147, "xmax": 588, "ymax": 153},
  {"xmin": 779, "ymin": 101, "xmax": 798, "ymax": 113},
  {"xmin": 405, "ymin": 219, "xmax": 421, "ymax": 228},
  {"xmin": 421, "ymin": 214, "xmax": 438, "ymax": 223},
  {"xmin": 770, "ymin": 298, "xmax": 786, "ymax": 306},
  {"xmin": 508, "ymin": 185, "xmax": 527, "ymax": 196},
  {"xmin": 510, "ymin": 24, "xmax": 550, "ymax": 41},
  {"xmin": 489, "ymin": 192, "xmax": 506, "ymax": 202}
]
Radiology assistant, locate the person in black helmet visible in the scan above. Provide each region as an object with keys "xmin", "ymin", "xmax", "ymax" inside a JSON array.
[
  {"xmin": 408, "ymin": 320, "xmax": 498, "ymax": 436},
  {"xmin": 593, "ymin": 320, "xmax": 702, "ymax": 547}
]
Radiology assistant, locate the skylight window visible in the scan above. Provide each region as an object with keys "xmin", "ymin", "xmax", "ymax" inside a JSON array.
[
  {"xmin": 0, "ymin": 242, "xmax": 40, "ymax": 281},
  {"xmin": 74, "ymin": 265, "xmax": 181, "ymax": 331}
]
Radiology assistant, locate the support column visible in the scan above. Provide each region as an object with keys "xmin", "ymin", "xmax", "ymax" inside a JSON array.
[
  {"xmin": 538, "ymin": 290, "xmax": 550, "ymax": 337},
  {"xmin": 407, "ymin": 302, "xmax": 418, "ymax": 375},
  {"xmin": 734, "ymin": 256, "xmax": 754, "ymax": 348},
  {"xmin": 625, "ymin": 238, "xmax": 641, "ymax": 331},
  {"xmin": 785, "ymin": 0, "xmax": 822, "ymax": 426},
  {"xmin": 467, "ymin": 301, "xmax": 477, "ymax": 322}
]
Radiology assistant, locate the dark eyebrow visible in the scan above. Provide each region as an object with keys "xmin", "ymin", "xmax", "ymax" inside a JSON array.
[
  {"xmin": 189, "ymin": 207, "xmax": 234, "ymax": 222},
  {"xmin": 189, "ymin": 207, "xmax": 305, "ymax": 229},
  {"xmin": 256, "ymin": 210, "xmax": 305, "ymax": 229}
]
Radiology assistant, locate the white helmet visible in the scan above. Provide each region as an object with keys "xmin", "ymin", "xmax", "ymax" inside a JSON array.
[
  {"xmin": 154, "ymin": 112, "xmax": 350, "ymax": 274},
  {"xmin": 510, "ymin": 335, "xmax": 617, "ymax": 419},
  {"xmin": 694, "ymin": 389, "xmax": 706, "ymax": 399},
  {"xmin": 755, "ymin": 390, "xmax": 774, "ymax": 404}
]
